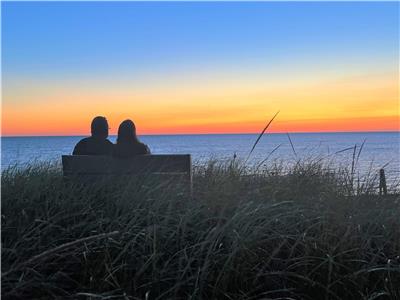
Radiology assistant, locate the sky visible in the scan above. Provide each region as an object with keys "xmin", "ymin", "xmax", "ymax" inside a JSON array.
[{"xmin": 2, "ymin": 1, "xmax": 399, "ymax": 136}]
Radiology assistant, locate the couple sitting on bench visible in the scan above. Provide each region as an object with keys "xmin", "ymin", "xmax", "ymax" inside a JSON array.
[
  {"xmin": 73, "ymin": 116, "xmax": 150, "ymax": 158},
  {"xmin": 64, "ymin": 117, "xmax": 191, "ymax": 193}
]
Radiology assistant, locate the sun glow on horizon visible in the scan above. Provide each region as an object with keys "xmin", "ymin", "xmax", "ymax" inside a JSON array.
[{"xmin": 3, "ymin": 66, "xmax": 399, "ymax": 136}]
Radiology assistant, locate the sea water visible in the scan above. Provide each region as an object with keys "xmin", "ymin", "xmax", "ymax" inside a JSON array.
[{"xmin": 2, "ymin": 132, "xmax": 399, "ymax": 184}]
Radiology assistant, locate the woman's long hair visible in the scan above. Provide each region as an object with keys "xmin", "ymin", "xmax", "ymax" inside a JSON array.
[{"xmin": 116, "ymin": 120, "xmax": 139, "ymax": 144}]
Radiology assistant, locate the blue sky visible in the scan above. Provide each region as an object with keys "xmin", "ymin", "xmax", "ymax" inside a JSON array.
[{"xmin": 3, "ymin": 2, "xmax": 398, "ymax": 80}]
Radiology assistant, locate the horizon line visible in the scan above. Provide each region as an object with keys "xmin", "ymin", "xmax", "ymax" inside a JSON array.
[{"xmin": 2, "ymin": 130, "xmax": 399, "ymax": 138}]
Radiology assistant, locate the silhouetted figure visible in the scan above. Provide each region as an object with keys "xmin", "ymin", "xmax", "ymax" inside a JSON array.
[
  {"xmin": 73, "ymin": 116, "xmax": 113, "ymax": 155},
  {"xmin": 113, "ymin": 120, "xmax": 150, "ymax": 158}
]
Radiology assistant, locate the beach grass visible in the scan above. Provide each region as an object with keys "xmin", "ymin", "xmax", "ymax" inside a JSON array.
[{"xmin": 1, "ymin": 159, "xmax": 400, "ymax": 299}]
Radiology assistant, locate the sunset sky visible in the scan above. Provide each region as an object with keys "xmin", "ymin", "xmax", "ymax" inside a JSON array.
[{"xmin": 2, "ymin": 2, "xmax": 399, "ymax": 136}]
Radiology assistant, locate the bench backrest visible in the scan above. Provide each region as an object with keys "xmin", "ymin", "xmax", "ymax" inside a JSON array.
[{"xmin": 62, "ymin": 155, "xmax": 192, "ymax": 177}]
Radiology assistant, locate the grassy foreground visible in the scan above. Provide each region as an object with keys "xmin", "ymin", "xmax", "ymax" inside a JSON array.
[{"xmin": 1, "ymin": 160, "xmax": 400, "ymax": 299}]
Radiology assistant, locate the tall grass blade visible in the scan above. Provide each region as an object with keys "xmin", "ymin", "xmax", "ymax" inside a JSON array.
[
  {"xmin": 255, "ymin": 143, "xmax": 282, "ymax": 171},
  {"xmin": 351, "ymin": 144, "xmax": 357, "ymax": 177},
  {"xmin": 334, "ymin": 146, "xmax": 354, "ymax": 155},
  {"xmin": 355, "ymin": 139, "xmax": 366, "ymax": 167},
  {"xmin": 246, "ymin": 110, "xmax": 280, "ymax": 162},
  {"xmin": 381, "ymin": 160, "xmax": 392, "ymax": 169},
  {"xmin": 287, "ymin": 132, "xmax": 297, "ymax": 157}
]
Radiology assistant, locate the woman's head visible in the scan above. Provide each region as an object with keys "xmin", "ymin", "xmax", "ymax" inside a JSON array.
[{"xmin": 117, "ymin": 119, "xmax": 138, "ymax": 143}]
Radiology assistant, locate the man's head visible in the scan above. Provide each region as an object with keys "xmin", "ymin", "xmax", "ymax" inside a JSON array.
[{"xmin": 91, "ymin": 116, "xmax": 109, "ymax": 139}]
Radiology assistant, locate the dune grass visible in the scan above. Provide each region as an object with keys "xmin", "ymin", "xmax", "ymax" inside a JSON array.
[{"xmin": 1, "ymin": 159, "xmax": 400, "ymax": 300}]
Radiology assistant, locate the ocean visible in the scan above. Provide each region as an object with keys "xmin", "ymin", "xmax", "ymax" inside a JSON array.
[{"xmin": 2, "ymin": 132, "xmax": 399, "ymax": 184}]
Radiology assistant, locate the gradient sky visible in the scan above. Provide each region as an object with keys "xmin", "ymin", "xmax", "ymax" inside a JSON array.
[{"xmin": 2, "ymin": 1, "xmax": 399, "ymax": 136}]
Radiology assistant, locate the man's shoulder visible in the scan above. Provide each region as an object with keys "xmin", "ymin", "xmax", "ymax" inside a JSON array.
[
  {"xmin": 74, "ymin": 137, "xmax": 92, "ymax": 148},
  {"xmin": 73, "ymin": 137, "xmax": 91, "ymax": 155},
  {"xmin": 77, "ymin": 137, "xmax": 91, "ymax": 144},
  {"xmin": 80, "ymin": 137, "xmax": 112, "ymax": 144},
  {"xmin": 73, "ymin": 137, "xmax": 113, "ymax": 155}
]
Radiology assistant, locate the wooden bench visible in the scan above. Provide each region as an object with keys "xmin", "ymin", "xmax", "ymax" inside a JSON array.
[{"xmin": 62, "ymin": 155, "xmax": 192, "ymax": 193}]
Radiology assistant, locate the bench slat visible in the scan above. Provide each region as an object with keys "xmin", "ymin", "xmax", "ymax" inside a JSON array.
[{"xmin": 62, "ymin": 155, "xmax": 191, "ymax": 175}]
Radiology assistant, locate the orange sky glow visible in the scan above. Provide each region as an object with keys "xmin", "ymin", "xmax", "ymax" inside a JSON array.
[{"xmin": 2, "ymin": 69, "xmax": 399, "ymax": 136}]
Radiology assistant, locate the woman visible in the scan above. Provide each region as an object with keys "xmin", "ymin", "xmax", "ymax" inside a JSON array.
[{"xmin": 113, "ymin": 119, "xmax": 150, "ymax": 158}]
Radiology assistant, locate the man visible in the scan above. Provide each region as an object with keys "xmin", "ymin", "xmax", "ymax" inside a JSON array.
[{"xmin": 73, "ymin": 116, "xmax": 114, "ymax": 155}]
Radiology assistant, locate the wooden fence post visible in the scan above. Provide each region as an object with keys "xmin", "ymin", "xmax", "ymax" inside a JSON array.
[{"xmin": 379, "ymin": 168, "xmax": 387, "ymax": 196}]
